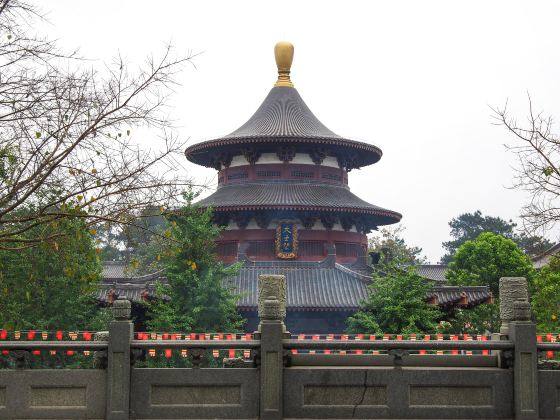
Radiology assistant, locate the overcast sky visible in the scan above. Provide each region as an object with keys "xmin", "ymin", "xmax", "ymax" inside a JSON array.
[{"xmin": 43, "ymin": 0, "xmax": 560, "ymax": 262}]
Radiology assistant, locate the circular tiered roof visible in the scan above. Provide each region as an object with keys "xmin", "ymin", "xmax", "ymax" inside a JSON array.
[
  {"xmin": 185, "ymin": 41, "xmax": 401, "ymax": 231},
  {"xmin": 185, "ymin": 86, "xmax": 383, "ymax": 169},
  {"xmin": 197, "ymin": 182, "xmax": 401, "ymax": 226}
]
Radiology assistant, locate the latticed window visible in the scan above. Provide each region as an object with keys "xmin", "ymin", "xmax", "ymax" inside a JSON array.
[
  {"xmin": 321, "ymin": 172, "xmax": 342, "ymax": 181},
  {"xmin": 335, "ymin": 242, "xmax": 360, "ymax": 257},
  {"xmin": 256, "ymin": 170, "xmax": 281, "ymax": 177},
  {"xmin": 227, "ymin": 172, "xmax": 248, "ymax": 180},
  {"xmin": 246, "ymin": 241, "xmax": 275, "ymax": 257},
  {"xmin": 298, "ymin": 241, "xmax": 325, "ymax": 256},
  {"xmin": 217, "ymin": 241, "xmax": 238, "ymax": 257},
  {"xmin": 291, "ymin": 170, "xmax": 314, "ymax": 178}
]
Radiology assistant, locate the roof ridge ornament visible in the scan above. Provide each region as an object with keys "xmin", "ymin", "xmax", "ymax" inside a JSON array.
[{"xmin": 274, "ymin": 41, "xmax": 294, "ymax": 88}]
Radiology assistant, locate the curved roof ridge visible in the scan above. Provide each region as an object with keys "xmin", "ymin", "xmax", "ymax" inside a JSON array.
[
  {"xmin": 101, "ymin": 263, "xmax": 165, "ymax": 283},
  {"xmin": 335, "ymin": 263, "xmax": 372, "ymax": 282},
  {"xmin": 430, "ymin": 285, "xmax": 491, "ymax": 291},
  {"xmin": 224, "ymin": 87, "xmax": 342, "ymax": 140}
]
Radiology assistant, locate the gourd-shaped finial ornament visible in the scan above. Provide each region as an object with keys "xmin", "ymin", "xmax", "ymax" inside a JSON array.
[{"xmin": 274, "ymin": 41, "xmax": 294, "ymax": 88}]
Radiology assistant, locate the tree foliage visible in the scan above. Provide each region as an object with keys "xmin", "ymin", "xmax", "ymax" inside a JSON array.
[
  {"xmin": 147, "ymin": 192, "xmax": 244, "ymax": 333},
  {"xmin": 0, "ymin": 0, "xmax": 195, "ymax": 251},
  {"xmin": 447, "ymin": 232, "xmax": 534, "ymax": 296},
  {"xmin": 531, "ymin": 257, "xmax": 560, "ymax": 332},
  {"xmin": 440, "ymin": 304, "xmax": 501, "ymax": 335},
  {"xmin": 368, "ymin": 225, "xmax": 426, "ymax": 265},
  {"xmin": 441, "ymin": 210, "xmax": 552, "ymax": 263},
  {"xmin": 349, "ymin": 231, "xmax": 440, "ymax": 334},
  {"xmin": 347, "ymin": 264, "xmax": 442, "ymax": 334},
  {"xmin": 0, "ymin": 211, "xmax": 107, "ymax": 330},
  {"xmin": 445, "ymin": 232, "xmax": 534, "ymax": 334}
]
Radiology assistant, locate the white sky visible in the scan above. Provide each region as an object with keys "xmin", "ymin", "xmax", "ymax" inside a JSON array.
[{"xmin": 42, "ymin": 0, "xmax": 560, "ymax": 262}]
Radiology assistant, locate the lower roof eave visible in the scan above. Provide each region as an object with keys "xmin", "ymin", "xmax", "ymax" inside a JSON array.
[
  {"xmin": 210, "ymin": 205, "xmax": 402, "ymax": 224},
  {"xmin": 238, "ymin": 306, "xmax": 358, "ymax": 312}
]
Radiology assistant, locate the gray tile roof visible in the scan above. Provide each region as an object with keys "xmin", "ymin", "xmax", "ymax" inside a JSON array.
[
  {"xmin": 97, "ymin": 283, "xmax": 160, "ymax": 302},
  {"xmin": 102, "ymin": 261, "xmax": 127, "ymax": 279},
  {"xmin": 427, "ymin": 286, "xmax": 491, "ymax": 307},
  {"xmin": 416, "ymin": 264, "xmax": 448, "ymax": 283},
  {"xmin": 99, "ymin": 262, "xmax": 491, "ymax": 311},
  {"xmin": 224, "ymin": 87, "xmax": 348, "ymax": 140},
  {"xmin": 185, "ymin": 87, "xmax": 382, "ymax": 168},
  {"xmin": 196, "ymin": 182, "xmax": 401, "ymax": 223},
  {"xmin": 227, "ymin": 264, "xmax": 369, "ymax": 311},
  {"xmin": 99, "ymin": 262, "xmax": 166, "ymax": 302},
  {"xmin": 102, "ymin": 261, "xmax": 165, "ymax": 283},
  {"xmin": 532, "ymin": 242, "xmax": 560, "ymax": 268}
]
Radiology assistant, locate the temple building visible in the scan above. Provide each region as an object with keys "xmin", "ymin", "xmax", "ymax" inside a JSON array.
[{"xmin": 100, "ymin": 42, "xmax": 493, "ymax": 333}]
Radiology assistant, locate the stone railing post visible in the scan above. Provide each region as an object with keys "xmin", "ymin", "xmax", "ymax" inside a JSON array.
[
  {"xmin": 258, "ymin": 274, "xmax": 287, "ymax": 420},
  {"xmin": 106, "ymin": 296, "xmax": 133, "ymax": 420},
  {"xmin": 502, "ymin": 278, "xmax": 539, "ymax": 419},
  {"xmin": 499, "ymin": 277, "xmax": 528, "ymax": 336}
]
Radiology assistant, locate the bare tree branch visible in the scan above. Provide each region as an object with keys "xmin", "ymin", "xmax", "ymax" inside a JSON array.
[
  {"xmin": 493, "ymin": 94, "xmax": 560, "ymax": 234},
  {"xmin": 0, "ymin": 0, "xmax": 201, "ymax": 250}
]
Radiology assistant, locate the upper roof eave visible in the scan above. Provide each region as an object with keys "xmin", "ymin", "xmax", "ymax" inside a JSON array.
[
  {"xmin": 184, "ymin": 86, "xmax": 383, "ymax": 168},
  {"xmin": 185, "ymin": 135, "xmax": 383, "ymax": 168}
]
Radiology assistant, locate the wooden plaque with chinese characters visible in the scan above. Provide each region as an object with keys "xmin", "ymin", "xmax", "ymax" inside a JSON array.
[{"xmin": 275, "ymin": 222, "xmax": 298, "ymax": 259}]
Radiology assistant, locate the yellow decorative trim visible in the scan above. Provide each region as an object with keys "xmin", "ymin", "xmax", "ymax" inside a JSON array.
[
  {"xmin": 275, "ymin": 221, "xmax": 298, "ymax": 259},
  {"xmin": 274, "ymin": 41, "xmax": 294, "ymax": 88}
]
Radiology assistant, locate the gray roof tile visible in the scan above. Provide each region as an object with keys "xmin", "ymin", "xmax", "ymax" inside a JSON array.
[
  {"xmin": 416, "ymin": 264, "xmax": 448, "ymax": 283},
  {"xmin": 99, "ymin": 262, "xmax": 491, "ymax": 310},
  {"xmin": 185, "ymin": 87, "xmax": 382, "ymax": 168},
  {"xmin": 224, "ymin": 87, "xmax": 346, "ymax": 140},
  {"xmin": 196, "ymin": 182, "xmax": 401, "ymax": 223}
]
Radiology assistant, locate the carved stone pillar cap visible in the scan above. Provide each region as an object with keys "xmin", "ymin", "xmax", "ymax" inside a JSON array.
[
  {"xmin": 513, "ymin": 298, "xmax": 532, "ymax": 321},
  {"xmin": 258, "ymin": 274, "xmax": 286, "ymax": 320},
  {"xmin": 262, "ymin": 296, "xmax": 282, "ymax": 320},
  {"xmin": 499, "ymin": 277, "xmax": 528, "ymax": 322},
  {"xmin": 112, "ymin": 296, "xmax": 131, "ymax": 320}
]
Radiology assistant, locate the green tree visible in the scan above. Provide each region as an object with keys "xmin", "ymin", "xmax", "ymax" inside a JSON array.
[
  {"xmin": 147, "ymin": 193, "xmax": 244, "ymax": 333},
  {"xmin": 0, "ymin": 212, "xmax": 107, "ymax": 330},
  {"xmin": 531, "ymin": 257, "xmax": 560, "ymax": 332},
  {"xmin": 368, "ymin": 225, "xmax": 426, "ymax": 265},
  {"xmin": 440, "ymin": 305, "xmax": 501, "ymax": 335},
  {"xmin": 515, "ymin": 233, "xmax": 554, "ymax": 258},
  {"xmin": 441, "ymin": 210, "xmax": 552, "ymax": 263},
  {"xmin": 118, "ymin": 207, "xmax": 169, "ymax": 275},
  {"xmin": 347, "ymin": 263, "xmax": 442, "ymax": 334},
  {"xmin": 447, "ymin": 232, "xmax": 534, "ymax": 296},
  {"xmin": 445, "ymin": 232, "xmax": 534, "ymax": 333}
]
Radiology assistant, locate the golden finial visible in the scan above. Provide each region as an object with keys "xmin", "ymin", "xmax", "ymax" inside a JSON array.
[{"xmin": 274, "ymin": 41, "xmax": 294, "ymax": 88}]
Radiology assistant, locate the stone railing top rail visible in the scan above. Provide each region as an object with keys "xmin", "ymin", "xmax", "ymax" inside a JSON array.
[
  {"xmin": 130, "ymin": 339, "xmax": 260, "ymax": 349},
  {"xmin": 537, "ymin": 342, "xmax": 560, "ymax": 351},
  {"xmin": 0, "ymin": 341, "xmax": 108, "ymax": 350},
  {"xmin": 284, "ymin": 339, "xmax": 514, "ymax": 351}
]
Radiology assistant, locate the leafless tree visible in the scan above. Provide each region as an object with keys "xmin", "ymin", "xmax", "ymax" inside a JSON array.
[
  {"xmin": 493, "ymin": 96, "xmax": 560, "ymax": 234},
  {"xmin": 0, "ymin": 0, "xmax": 197, "ymax": 250}
]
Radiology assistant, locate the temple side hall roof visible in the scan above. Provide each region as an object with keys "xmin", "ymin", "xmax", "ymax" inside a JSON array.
[
  {"xmin": 230, "ymin": 265, "xmax": 368, "ymax": 311},
  {"xmin": 415, "ymin": 264, "xmax": 448, "ymax": 283},
  {"xmin": 102, "ymin": 261, "xmax": 164, "ymax": 284},
  {"xmin": 98, "ymin": 262, "xmax": 491, "ymax": 311},
  {"xmin": 196, "ymin": 182, "xmax": 402, "ymax": 224}
]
